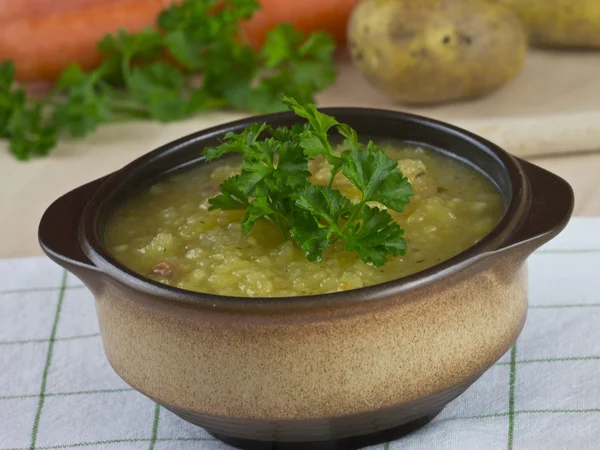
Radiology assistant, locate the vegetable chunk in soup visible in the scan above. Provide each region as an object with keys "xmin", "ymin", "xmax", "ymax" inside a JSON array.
[{"xmin": 105, "ymin": 144, "xmax": 504, "ymax": 297}]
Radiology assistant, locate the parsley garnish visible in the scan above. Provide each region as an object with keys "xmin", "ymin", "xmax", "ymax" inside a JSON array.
[
  {"xmin": 0, "ymin": 0, "xmax": 336, "ymax": 160},
  {"xmin": 203, "ymin": 97, "xmax": 414, "ymax": 266}
]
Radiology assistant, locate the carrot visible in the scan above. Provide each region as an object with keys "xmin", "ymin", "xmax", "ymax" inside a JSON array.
[
  {"xmin": 2, "ymin": 0, "xmax": 358, "ymax": 82},
  {"xmin": 0, "ymin": 0, "xmax": 121, "ymax": 22},
  {"xmin": 241, "ymin": 0, "xmax": 360, "ymax": 49},
  {"xmin": 0, "ymin": 0, "xmax": 177, "ymax": 82}
]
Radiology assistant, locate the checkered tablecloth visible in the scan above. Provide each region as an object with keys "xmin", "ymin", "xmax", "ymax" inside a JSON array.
[{"xmin": 1, "ymin": 217, "xmax": 599, "ymax": 450}]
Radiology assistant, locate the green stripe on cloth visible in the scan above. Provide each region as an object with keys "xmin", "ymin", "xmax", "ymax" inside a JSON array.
[
  {"xmin": 530, "ymin": 304, "xmax": 600, "ymax": 309},
  {"xmin": 4, "ymin": 437, "xmax": 218, "ymax": 450},
  {"xmin": 538, "ymin": 248, "xmax": 600, "ymax": 255},
  {"xmin": 29, "ymin": 270, "xmax": 68, "ymax": 450},
  {"xmin": 513, "ymin": 356, "xmax": 600, "ymax": 364},
  {"xmin": 496, "ymin": 355, "xmax": 600, "ymax": 366},
  {"xmin": 0, "ymin": 285, "xmax": 85, "ymax": 297},
  {"xmin": 0, "ymin": 333, "xmax": 100, "ymax": 346},
  {"xmin": 437, "ymin": 408, "xmax": 600, "ymax": 424},
  {"xmin": 0, "ymin": 388, "xmax": 134, "ymax": 401},
  {"xmin": 148, "ymin": 404, "xmax": 161, "ymax": 450},
  {"xmin": 518, "ymin": 409, "xmax": 600, "ymax": 414},
  {"xmin": 507, "ymin": 344, "xmax": 517, "ymax": 450},
  {"xmin": 441, "ymin": 413, "xmax": 510, "ymax": 421}
]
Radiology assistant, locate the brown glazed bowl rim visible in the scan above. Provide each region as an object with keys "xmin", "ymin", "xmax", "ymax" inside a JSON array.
[{"xmin": 70, "ymin": 107, "xmax": 545, "ymax": 310}]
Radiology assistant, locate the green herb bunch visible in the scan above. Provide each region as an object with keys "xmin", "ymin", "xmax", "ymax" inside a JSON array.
[
  {"xmin": 203, "ymin": 97, "xmax": 414, "ymax": 266},
  {"xmin": 0, "ymin": 0, "xmax": 337, "ymax": 160}
]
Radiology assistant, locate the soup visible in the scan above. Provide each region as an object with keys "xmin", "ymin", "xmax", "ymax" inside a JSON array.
[{"xmin": 105, "ymin": 144, "xmax": 504, "ymax": 297}]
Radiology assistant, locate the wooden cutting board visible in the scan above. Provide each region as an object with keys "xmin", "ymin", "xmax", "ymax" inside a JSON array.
[
  {"xmin": 1, "ymin": 47, "xmax": 599, "ymax": 259},
  {"xmin": 318, "ymin": 49, "xmax": 600, "ymax": 158}
]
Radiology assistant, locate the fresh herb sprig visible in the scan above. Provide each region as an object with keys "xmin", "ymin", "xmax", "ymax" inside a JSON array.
[
  {"xmin": 203, "ymin": 97, "xmax": 414, "ymax": 266},
  {"xmin": 0, "ymin": 0, "xmax": 337, "ymax": 160}
]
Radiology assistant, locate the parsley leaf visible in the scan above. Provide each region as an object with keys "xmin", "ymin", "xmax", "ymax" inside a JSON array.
[
  {"xmin": 208, "ymin": 175, "xmax": 249, "ymax": 210},
  {"xmin": 288, "ymin": 209, "xmax": 329, "ymax": 262},
  {"xmin": 274, "ymin": 141, "xmax": 311, "ymax": 190},
  {"xmin": 127, "ymin": 62, "xmax": 188, "ymax": 121},
  {"xmin": 342, "ymin": 140, "xmax": 412, "ymax": 212},
  {"xmin": 344, "ymin": 205, "xmax": 407, "ymax": 267},
  {"xmin": 204, "ymin": 122, "xmax": 268, "ymax": 161},
  {"xmin": 295, "ymin": 184, "xmax": 352, "ymax": 232},
  {"xmin": 97, "ymin": 28, "xmax": 164, "ymax": 64},
  {"xmin": 282, "ymin": 95, "xmax": 338, "ymax": 134},
  {"xmin": 282, "ymin": 96, "xmax": 342, "ymax": 173},
  {"xmin": 0, "ymin": 61, "xmax": 57, "ymax": 159},
  {"xmin": 260, "ymin": 26, "xmax": 337, "ymax": 108},
  {"xmin": 52, "ymin": 65, "xmax": 110, "ymax": 137},
  {"xmin": 6, "ymin": 103, "xmax": 57, "ymax": 160},
  {"xmin": 163, "ymin": 30, "xmax": 204, "ymax": 71},
  {"xmin": 241, "ymin": 186, "xmax": 278, "ymax": 234},
  {"xmin": 204, "ymin": 97, "xmax": 414, "ymax": 267}
]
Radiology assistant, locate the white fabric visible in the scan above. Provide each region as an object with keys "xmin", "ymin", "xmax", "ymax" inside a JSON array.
[{"xmin": 1, "ymin": 217, "xmax": 598, "ymax": 450}]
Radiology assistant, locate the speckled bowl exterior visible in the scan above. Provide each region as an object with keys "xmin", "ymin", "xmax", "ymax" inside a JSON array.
[{"xmin": 39, "ymin": 109, "xmax": 574, "ymax": 449}]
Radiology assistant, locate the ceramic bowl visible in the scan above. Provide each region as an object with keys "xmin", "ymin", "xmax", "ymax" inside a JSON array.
[{"xmin": 39, "ymin": 108, "xmax": 574, "ymax": 450}]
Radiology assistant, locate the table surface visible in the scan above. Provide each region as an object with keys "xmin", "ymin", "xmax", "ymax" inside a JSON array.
[{"xmin": 1, "ymin": 49, "xmax": 599, "ymax": 259}]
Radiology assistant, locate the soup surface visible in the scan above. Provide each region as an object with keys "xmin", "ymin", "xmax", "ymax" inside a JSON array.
[{"xmin": 106, "ymin": 144, "xmax": 504, "ymax": 297}]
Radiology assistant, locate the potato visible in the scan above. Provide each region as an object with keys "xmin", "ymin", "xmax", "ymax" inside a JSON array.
[
  {"xmin": 496, "ymin": 0, "xmax": 600, "ymax": 48},
  {"xmin": 347, "ymin": 0, "xmax": 527, "ymax": 105}
]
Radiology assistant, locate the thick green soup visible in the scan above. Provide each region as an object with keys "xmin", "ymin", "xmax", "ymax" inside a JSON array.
[{"xmin": 105, "ymin": 144, "xmax": 504, "ymax": 297}]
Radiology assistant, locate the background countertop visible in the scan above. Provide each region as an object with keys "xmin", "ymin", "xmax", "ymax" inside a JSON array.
[{"xmin": 2, "ymin": 49, "xmax": 599, "ymax": 259}]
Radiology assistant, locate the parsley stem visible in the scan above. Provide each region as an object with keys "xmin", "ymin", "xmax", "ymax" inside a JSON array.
[
  {"xmin": 122, "ymin": 54, "xmax": 133, "ymax": 86},
  {"xmin": 329, "ymin": 235, "xmax": 342, "ymax": 245},
  {"xmin": 327, "ymin": 166, "xmax": 341, "ymax": 189},
  {"xmin": 341, "ymin": 199, "xmax": 366, "ymax": 234},
  {"xmin": 318, "ymin": 133, "xmax": 335, "ymax": 159},
  {"xmin": 276, "ymin": 218, "xmax": 288, "ymax": 241},
  {"xmin": 108, "ymin": 99, "xmax": 150, "ymax": 115},
  {"xmin": 267, "ymin": 215, "xmax": 288, "ymax": 241}
]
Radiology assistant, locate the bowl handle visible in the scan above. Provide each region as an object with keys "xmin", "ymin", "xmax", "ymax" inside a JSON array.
[
  {"xmin": 501, "ymin": 158, "xmax": 574, "ymax": 250},
  {"xmin": 38, "ymin": 177, "xmax": 107, "ymax": 275}
]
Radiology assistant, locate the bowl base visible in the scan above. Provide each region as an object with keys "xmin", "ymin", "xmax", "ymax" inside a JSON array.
[
  {"xmin": 208, "ymin": 409, "xmax": 442, "ymax": 450},
  {"xmin": 156, "ymin": 374, "xmax": 481, "ymax": 448}
]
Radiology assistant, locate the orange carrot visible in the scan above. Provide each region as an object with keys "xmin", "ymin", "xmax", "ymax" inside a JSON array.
[
  {"xmin": 0, "ymin": 0, "xmax": 177, "ymax": 82},
  {"xmin": 0, "ymin": 0, "xmax": 122, "ymax": 22},
  {"xmin": 242, "ymin": 0, "xmax": 360, "ymax": 49},
  {"xmin": 2, "ymin": 0, "xmax": 358, "ymax": 82}
]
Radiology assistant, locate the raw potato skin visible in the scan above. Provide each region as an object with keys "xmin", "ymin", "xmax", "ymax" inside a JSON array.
[
  {"xmin": 347, "ymin": 0, "xmax": 527, "ymax": 105},
  {"xmin": 496, "ymin": 0, "xmax": 600, "ymax": 48}
]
